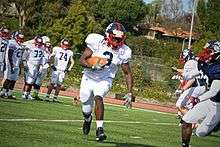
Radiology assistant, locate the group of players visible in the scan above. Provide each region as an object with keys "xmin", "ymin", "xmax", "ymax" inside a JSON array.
[
  {"xmin": 0, "ymin": 22, "xmax": 134, "ymax": 141},
  {"xmin": 172, "ymin": 41, "xmax": 220, "ymax": 146},
  {"xmin": 0, "ymin": 27, "xmax": 74, "ymax": 102},
  {"xmin": 1, "ymin": 22, "xmax": 219, "ymax": 145}
]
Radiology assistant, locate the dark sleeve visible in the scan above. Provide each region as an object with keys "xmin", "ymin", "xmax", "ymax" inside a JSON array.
[{"xmin": 8, "ymin": 46, "xmax": 14, "ymax": 67}]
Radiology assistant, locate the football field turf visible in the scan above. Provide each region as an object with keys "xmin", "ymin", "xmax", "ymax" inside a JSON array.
[{"xmin": 0, "ymin": 92, "xmax": 220, "ymax": 147}]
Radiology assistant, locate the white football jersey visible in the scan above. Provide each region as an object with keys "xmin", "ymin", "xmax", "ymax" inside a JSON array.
[
  {"xmin": 182, "ymin": 59, "xmax": 208, "ymax": 86},
  {"xmin": 23, "ymin": 45, "xmax": 44, "ymax": 65},
  {"xmin": 5, "ymin": 39, "xmax": 23, "ymax": 67},
  {"xmin": 0, "ymin": 38, "xmax": 9, "ymax": 63},
  {"xmin": 51, "ymin": 47, "xmax": 73, "ymax": 71},
  {"xmin": 83, "ymin": 33, "xmax": 132, "ymax": 80}
]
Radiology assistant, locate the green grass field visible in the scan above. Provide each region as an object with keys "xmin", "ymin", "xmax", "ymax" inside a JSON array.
[{"xmin": 0, "ymin": 92, "xmax": 220, "ymax": 147}]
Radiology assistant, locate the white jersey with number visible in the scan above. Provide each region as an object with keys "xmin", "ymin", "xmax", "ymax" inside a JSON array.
[
  {"xmin": 83, "ymin": 33, "xmax": 132, "ymax": 81},
  {"xmin": 23, "ymin": 45, "xmax": 44, "ymax": 65},
  {"xmin": 51, "ymin": 47, "xmax": 73, "ymax": 71},
  {"xmin": 0, "ymin": 38, "xmax": 9, "ymax": 63},
  {"xmin": 5, "ymin": 39, "xmax": 23, "ymax": 67}
]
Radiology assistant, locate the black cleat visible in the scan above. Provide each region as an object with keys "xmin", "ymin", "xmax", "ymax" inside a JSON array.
[
  {"xmin": 96, "ymin": 127, "xmax": 107, "ymax": 141},
  {"xmin": 82, "ymin": 115, "xmax": 92, "ymax": 135},
  {"xmin": 213, "ymin": 122, "xmax": 220, "ymax": 132}
]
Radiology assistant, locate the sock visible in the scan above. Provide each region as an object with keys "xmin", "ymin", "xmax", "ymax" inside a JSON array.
[
  {"xmin": 53, "ymin": 95, "xmax": 58, "ymax": 99},
  {"xmin": 7, "ymin": 89, "xmax": 13, "ymax": 96},
  {"xmin": 96, "ymin": 120, "xmax": 104, "ymax": 128},
  {"xmin": 45, "ymin": 93, "xmax": 50, "ymax": 98}
]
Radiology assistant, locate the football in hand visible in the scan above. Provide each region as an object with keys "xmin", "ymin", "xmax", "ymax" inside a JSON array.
[{"xmin": 86, "ymin": 56, "xmax": 108, "ymax": 66}]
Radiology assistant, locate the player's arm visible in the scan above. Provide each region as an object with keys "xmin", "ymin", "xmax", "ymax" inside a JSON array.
[
  {"xmin": 79, "ymin": 47, "xmax": 93, "ymax": 68},
  {"xmin": 67, "ymin": 55, "xmax": 74, "ymax": 71},
  {"xmin": 199, "ymin": 80, "xmax": 220, "ymax": 102},
  {"xmin": 121, "ymin": 62, "xmax": 133, "ymax": 95}
]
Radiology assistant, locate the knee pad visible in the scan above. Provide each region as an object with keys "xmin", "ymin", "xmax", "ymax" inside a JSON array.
[{"xmin": 94, "ymin": 95, "xmax": 103, "ymax": 100}]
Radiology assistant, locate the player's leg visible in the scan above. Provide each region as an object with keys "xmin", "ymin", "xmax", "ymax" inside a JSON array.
[
  {"xmin": 181, "ymin": 100, "xmax": 208, "ymax": 146},
  {"xmin": 52, "ymin": 71, "xmax": 65, "ymax": 102},
  {"xmin": 45, "ymin": 70, "xmax": 57, "ymax": 100},
  {"xmin": 195, "ymin": 101, "xmax": 220, "ymax": 136},
  {"xmin": 1, "ymin": 67, "xmax": 12, "ymax": 97},
  {"xmin": 0, "ymin": 79, "xmax": 10, "ymax": 97},
  {"xmin": 80, "ymin": 74, "xmax": 94, "ymax": 135},
  {"xmin": 23, "ymin": 65, "xmax": 37, "ymax": 100},
  {"xmin": 93, "ymin": 78, "xmax": 112, "ymax": 141},
  {"xmin": 33, "ymin": 69, "xmax": 47, "ymax": 100},
  {"xmin": 6, "ymin": 67, "xmax": 20, "ymax": 99},
  {"xmin": 176, "ymin": 88, "xmax": 194, "ymax": 117}
]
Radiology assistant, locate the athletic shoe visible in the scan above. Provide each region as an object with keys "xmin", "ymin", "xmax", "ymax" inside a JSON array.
[
  {"xmin": 212, "ymin": 122, "xmax": 220, "ymax": 132},
  {"xmin": 44, "ymin": 95, "xmax": 50, "ymax": 101},
  {"xmin": 22, "ymin": 94, "xmax": 27, "ymax": 100},
  {"xmin": 82, "ymin": 115, "xmax": 92, "ymax": 135},
  {"xmin": 27, "ymin": 95, "xmax": 35, "ymax": 100},
  {"xmin": 52, "ymin": 97, "xmax": 60, "ymax": 103},
  {"xmin": 96, "ymin": 127, "xmax": 107, "ymax": 141}
]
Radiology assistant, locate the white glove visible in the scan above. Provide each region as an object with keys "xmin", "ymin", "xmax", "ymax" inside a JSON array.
[
  {"xmin": 123, "ymin": 93, "xmax": 133, "ymax": 108},
  {"xmin": 175, "ymin": 89, "xmax": 183, "ymax": 97}
]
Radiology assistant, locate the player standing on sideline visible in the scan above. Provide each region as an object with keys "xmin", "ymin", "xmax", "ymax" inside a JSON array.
[
  {"xmin": 0, "ymin": 32, "xmax": 24, "ymax": 99},
  {"xmin": 0, "ymin": 28, "xmax": 10, "ymax": 87},
  {"xmin": 32, "ymin": 36, "xmax": 52, "ymax": 100},
  {"xmin": 22, "ymin": 36, "xmax": 44, "ymax": 100},
  {"xmin": 181, "ymin": 40, "xmax": 220, "ymax": 147},
  {"xmin": 44, "ymin": 39, "xmax": 74, "ymax": 102},
  {"xmin": 79, "ymin": 22, "xmax": 134, "ymax": 141}
]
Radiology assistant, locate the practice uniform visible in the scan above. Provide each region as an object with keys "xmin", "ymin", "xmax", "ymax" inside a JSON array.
[
  {"xmin": 35, "ymin": 49, "xmax": 50, "ymax": 86},
  {"xmin": 176, "ymin": 59, "xmax": 207, "ymax": 109},
  {"xmin": 0, "ymin": 37, "xmax": 8, "ymax": 73},
  {"xmin": 183, "ymin": 61, "xmax": 220, "ymax": 136},
  {"xmin": 22, "ymin": 45, "xmax": 44, "ymax": 84},
  {"xmin": 4, "ymin": 39, "xmax": 23, "ymax": 81},
  {"xmin": 51, "ymin": 46, "xmax": 73, "ymax": 85},
  {"xmin": 80, "ymin": 33, "xmax": 132, "ymax": 109}
]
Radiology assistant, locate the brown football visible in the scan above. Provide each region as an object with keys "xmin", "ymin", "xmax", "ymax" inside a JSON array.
[{"xmin": 86, "ymin": 56, "xmax": 108, "ymax": 66}]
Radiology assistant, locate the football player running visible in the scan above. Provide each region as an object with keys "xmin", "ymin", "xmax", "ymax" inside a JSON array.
[
  {"xmin": 22, "ymin": 36, "xmax": 45, "ymax": 100},
  {"xmin": 0, "ymin": 28, "xmax": 10, "ymax": 86},
  {"xmin": 79, "ymin": 22, "xmax": 134, "ymax": 141},
  {"xmin": 32, "ymin": 36, "xmax": 52, "ymax": 100},
  {"xmin": 173, "ymin": 49, "xmax": 207, "ymax": 117},
  {"xmin": 44, "ymin": 39, "xmax": 74, "ymax": 102},
  {"xmin": 181, "ymin": 40, "xmax": 220, "ymax": 147},
  {"xmin": 0, "ymin": 32, "xmax": 24, "ymax": 99}
]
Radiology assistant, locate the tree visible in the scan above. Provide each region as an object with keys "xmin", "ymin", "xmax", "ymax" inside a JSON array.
[
  {"xmin": 9, "ymin": 0, "xmax": 36, "ymax": 29},
  {"xmin": 92, "ymin": 0, "xmax": 148, "ymax": 33},
  {"xmin": 47, "ymin": 0, "xmax": 102, "ymax": 52}
]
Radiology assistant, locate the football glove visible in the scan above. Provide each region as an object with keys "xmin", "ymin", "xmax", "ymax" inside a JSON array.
[
  {"xmin": 174, "ymin": 89, "xmax": 183, "ymax": 97},
  {"xmin": 171, "ymin": 66, "xmax": 177, "ymax": 72},
  {"xmin": 51, "ymin": 65, "xmax": 57, "ymax": 71},
  {"xmin": 91, "ymin": 61, "xmax": 104, "ymax": 70},
  {"xmin": 123, "ymin": 93, "xmax": 133, "ymax": 108}
]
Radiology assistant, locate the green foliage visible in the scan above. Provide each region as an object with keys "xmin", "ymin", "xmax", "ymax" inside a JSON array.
[
  {"xmin": 92, "ymin": 0, "xmax": 148, "ymax": 32},
  {"xmin": 47, "ymin": 0, "xmax": 102, "ymax": 52}
]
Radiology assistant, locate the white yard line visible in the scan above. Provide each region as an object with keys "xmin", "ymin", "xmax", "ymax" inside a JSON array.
[{"xmin": 0, "ymin": 118, "xmax": 177, "ymax": 126}]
